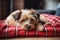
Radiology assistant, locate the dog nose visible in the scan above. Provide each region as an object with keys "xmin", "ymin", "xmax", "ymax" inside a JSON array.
[{"xmin": 26, "ymin": 26, "xmax": 31, "ymax": 29}]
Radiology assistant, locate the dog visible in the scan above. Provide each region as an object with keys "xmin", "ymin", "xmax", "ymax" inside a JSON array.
[
  {"xmin": 39, "ymin": 14, "xmax": 51, "ymax": 25},
  {"xmin": 5, "ymin": 9, "xmax": 44, "ymax": 31}
]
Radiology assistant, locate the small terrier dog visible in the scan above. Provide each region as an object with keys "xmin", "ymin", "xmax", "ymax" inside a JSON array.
[{"xmin": 5, "ymin": 9, "xmax": 44, "ymax": 31}]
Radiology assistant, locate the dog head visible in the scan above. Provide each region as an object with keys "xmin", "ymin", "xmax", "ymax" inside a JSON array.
[
  {"xmin": 16, "ymin": 9, "xmax": 39, "ymax": 30},
  {"xmin": 5, "ymin": 9, "xmax": 40, "ymax": 30}
]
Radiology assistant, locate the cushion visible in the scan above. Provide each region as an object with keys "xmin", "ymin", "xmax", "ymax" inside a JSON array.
[{"xmin": 0, "ymin": 14, "xmax": 60, "ymax": 38}]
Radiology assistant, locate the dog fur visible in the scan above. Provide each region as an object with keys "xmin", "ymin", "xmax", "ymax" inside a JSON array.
[{"xmin": 5, "ymin": 9, "xmax": 44, "ymax": 31}]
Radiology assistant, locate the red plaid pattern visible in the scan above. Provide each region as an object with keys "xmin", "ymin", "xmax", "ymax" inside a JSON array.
[
  {"xmin": 0, "ymin": 14, "xmax": 60, "ymax": 38},
  {"xmin": 41, "ymin": 14, "xmax": 60, "ymax": 25}
]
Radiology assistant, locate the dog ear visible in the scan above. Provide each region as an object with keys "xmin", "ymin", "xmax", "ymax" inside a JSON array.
[
  {"xmin": 30, "ymin": 9, "xmax": 37, "ymax": 18},
  {"xmin": 34, "ymin": 13, "xmax": 40, "ymax": 22},
  {"xmin": 30, "ymin": 9, "xmax": 40, "ymax": 20},
  {"xmin": 36, "ymin": 13, "xmax": 40, "ymax": 19},
  {"xmin": 12, "ymin": 10, "xmax": 22, "ymax": 20}
]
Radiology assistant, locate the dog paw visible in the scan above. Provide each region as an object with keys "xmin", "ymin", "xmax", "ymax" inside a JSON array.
[{"xmin": 37, "ymin": 24, "xmax": 44, "ymax": 31}]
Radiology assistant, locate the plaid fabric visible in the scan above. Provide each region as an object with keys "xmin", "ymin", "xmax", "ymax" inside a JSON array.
[
  {"xmin": 0, "ymin": 14, "xmax": 60, "ymax": 38},
  {"xmin": 41, "ymin": 14, "xmax": 60, "ymax": 25}
]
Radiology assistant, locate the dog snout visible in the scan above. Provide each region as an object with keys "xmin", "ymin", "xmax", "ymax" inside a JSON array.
[{"xmin": 26, "ymin": 25, "xmax": 31, "ymax": 30}]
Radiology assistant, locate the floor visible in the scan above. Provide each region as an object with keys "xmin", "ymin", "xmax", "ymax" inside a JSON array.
[{"xmin": 1, "ymin": 37, "xmax": 60, "ymax": 40}]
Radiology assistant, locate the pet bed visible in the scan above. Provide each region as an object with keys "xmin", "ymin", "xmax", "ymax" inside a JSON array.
[{"xmin": 0, "ymin": 14, "xmax": 60, "ymax": 38}]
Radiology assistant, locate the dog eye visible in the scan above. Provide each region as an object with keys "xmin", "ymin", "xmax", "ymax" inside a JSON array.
[
  {"xmin": 21, "ymin": 20, "xmax": 26, "ymax": 22},
  {"xmin": 30, "ymin": 19, "xmax": 33, "ymax": 21}
]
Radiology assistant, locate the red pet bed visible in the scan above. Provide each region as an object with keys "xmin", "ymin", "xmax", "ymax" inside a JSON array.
[{"xmin": 0, "ymin": 14, "xmax": 60, "ymax": 38}]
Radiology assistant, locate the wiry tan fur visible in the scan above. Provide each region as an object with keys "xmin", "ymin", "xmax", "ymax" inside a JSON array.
[{"xmin": 5, "ymin": 9, "xmax": 44, "ymax": 31}]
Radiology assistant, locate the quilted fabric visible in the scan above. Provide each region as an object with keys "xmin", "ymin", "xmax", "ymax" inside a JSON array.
[{"xmin": 0, "ymin": 14, "xmax": 60, "ymax": 38}]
